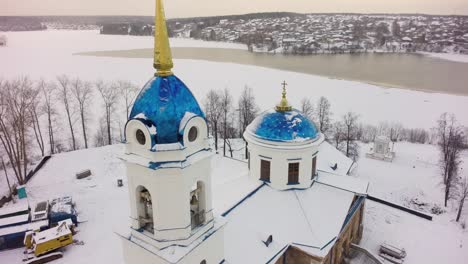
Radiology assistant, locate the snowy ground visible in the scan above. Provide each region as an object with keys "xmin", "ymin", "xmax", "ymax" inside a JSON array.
[
  {"xmin": 0, "ymin": 142, "xmax": 467, "ymax": 263},
  {"xmin": 355, "ymin": 142, "xmax": 468, "ymax": 264},
  {"xmin": 419, "ymin": 52, "xmax": 468, "ymax": 64}
]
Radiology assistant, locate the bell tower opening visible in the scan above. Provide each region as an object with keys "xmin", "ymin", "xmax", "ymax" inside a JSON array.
[
  {"xmin": 190, "ymin": 181, "xmax": 206, "ymax": 230},
  {"xmin": 136, "ymin": 186, "xmax": 154, "ymax": 234}
]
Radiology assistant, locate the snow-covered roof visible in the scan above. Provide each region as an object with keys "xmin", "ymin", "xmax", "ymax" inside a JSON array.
[
  {"xmin": 123, "ymin": 147, "xmax": 213, "ymax": 170},
  {"xmin": 222, "ymin": 182, "xmax": 357, "ymax": 262},
  {"xmin": 317, "ymin": 141, "xmax": 354, "ymax": 176},
  {"xmin": 0, "ymin": 198, "xmax": 29, "ymax": 217},
  {"xmin": 0, "ymin": 214, "xmax": 29, "ymax": 228},
  {"xmin": 402, "ymin": 37, "xmax": 412, "ymax": 42},
  {"xmin": 0, "ymin": 220, "xmax": 48, "ymax": 237},
  {"xmin": 33, "ymin": 220, "xmax": 71, "ymax": 242},
  {"xmin": 316, "ymin": 172, "xmax": 369, "ymax": 194},
  {"xmin": 375, "ymin": 135, "xmax": 390, "ymax": 143},
  {"xmin": 211, "ymin": 156, "xmax": 262, "ymax": 216}
]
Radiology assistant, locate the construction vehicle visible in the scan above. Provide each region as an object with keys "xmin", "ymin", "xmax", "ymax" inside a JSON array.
[{"xmin": 23, "ymin": 219, "xmax": 75, "ymax": 264}]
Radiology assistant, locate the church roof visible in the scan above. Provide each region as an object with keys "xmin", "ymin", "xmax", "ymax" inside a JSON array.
[
  {"xmin": 246, "ymin": 108, "xmax": 319, "ymax": 142},
  {"xmin": 207, "ymin": 142, "xmax": 368, "ymax": 263},
  {"xmin": 129, "ymin": 75, "xmax": 205, "ymax": 144},
  {"xmin": 220, "ymin": 176, "xmax": 360, "ymax": 263}
]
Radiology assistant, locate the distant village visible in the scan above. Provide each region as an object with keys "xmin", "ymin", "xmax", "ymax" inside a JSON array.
[
  {"xmin": 163, "ymin": 13, "xmax": 468, "ymax": 54},
  {"xmin": 1, "ymin": 13, "xmax": 468, "ymax": 54}
]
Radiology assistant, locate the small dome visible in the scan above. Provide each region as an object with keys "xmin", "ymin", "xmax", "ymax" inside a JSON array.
[
  {"xmin": 129, "ymin": 75, "xmax": 205, "ymax": 144},
  {"xmin": 246, "ymin": 108, "xmax": 319, "ymax": 142}
]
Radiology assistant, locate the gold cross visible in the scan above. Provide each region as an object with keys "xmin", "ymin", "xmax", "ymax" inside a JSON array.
[{"xmin": 281, "ymin": 80, "xmax": 287, "ymax": 90}]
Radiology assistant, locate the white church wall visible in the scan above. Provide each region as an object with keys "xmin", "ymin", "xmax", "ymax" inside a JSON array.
[
  {"xmin": 126, "ymin": 152, "xmax": 215, "ymax": 241},
  {"xmin": 248, "ymin": 141, "xmax": 319, "ymax": 190}
]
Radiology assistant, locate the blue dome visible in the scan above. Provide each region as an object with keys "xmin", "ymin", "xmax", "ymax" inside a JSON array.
[
  {"xmin": 247, "ymin": 109, "xmax": 319, "ymax": 142},
  {"xmin": 129, "ymin": 75, "xmax": 205, "ymax": 144}
]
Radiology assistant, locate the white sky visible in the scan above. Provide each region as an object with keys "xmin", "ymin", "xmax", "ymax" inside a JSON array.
[{"xmin": 1, "ymin": 0, "xmax": 468, "ymax": 17}]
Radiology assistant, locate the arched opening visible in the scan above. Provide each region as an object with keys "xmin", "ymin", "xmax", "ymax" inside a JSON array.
[
  {"xmin": 136, "ymin": 186, "xmax": 154, "ymax": 233},
  {"xmin": 190, "ymin": 181, "xmax": 206, "ymax": 230}
]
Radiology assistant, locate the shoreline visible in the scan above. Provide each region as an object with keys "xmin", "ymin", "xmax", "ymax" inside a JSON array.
[{"xmin": 76, "ymin": 48, "xmax": 468, "ymax": 97}]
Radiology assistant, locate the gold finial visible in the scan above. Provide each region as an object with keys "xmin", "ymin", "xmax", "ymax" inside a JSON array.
[
  {"xmin": 153, "ymin": 0, "xmax": 173, "ymax": 77},
  {"xmin": 276, "ymin": 81, "xmax": 292, "ymax": 112}
]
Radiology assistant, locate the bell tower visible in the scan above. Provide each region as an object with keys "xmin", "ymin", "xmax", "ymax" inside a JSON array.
[{"xmin": 119, "ymin": 0, "xmax": 225, "ymax": 263}]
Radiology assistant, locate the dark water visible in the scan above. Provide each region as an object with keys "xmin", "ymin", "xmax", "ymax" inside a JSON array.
[{"xmin": 79, "ymin": 48, "xmax": 468, "ymax": 96}]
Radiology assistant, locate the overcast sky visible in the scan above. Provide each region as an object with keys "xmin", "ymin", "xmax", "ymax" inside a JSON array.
[{"xmin": 2, "ymin": 0, "xmax": 468, "ymax": 17}]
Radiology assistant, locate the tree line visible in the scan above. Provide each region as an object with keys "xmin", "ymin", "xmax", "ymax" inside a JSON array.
[
  {"xmin": 0, "ymin": 76, "xmax": 139, "ymax": 186},
  {"xmin": 1, "ymin": 77, "xmax": 466, "ymax": 223}
]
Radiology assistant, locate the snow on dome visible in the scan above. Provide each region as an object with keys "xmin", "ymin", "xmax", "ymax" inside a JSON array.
[
  {"xmin": 179, "ymin": 112, "xmax": 198, "ymax": 134},
  {"xmin": 129, "ymin": 75, "xmax": 205, "ymax": 144},
  {"xmin": 247, "ymin": 108, "xmax": 319, "ymax": 142}
]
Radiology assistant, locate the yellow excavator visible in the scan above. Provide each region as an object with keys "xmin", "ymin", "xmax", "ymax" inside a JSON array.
[{"xmin": 23, "ymin": 219, "xmax": 75, "ymax": 264}]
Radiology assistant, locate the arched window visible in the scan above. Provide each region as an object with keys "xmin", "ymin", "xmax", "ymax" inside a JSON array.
[
  {"xmin": 260, "ymin": 160, "xmax": 270, "ymax": 182},
  {"xmin": 136, "ymin": 129, "xmax": 146, "ymax": 145},
  {"xmin": 136, "ymin": 186, "xmax": 154, "ymax": 233},
  {"xmin": 288, "ymin": 163, "xmax": 299, "ymax": 184},
  {"xmin": 190, "ymin": 181, "xmax": 206, "ymax": 229},
  {"xmin": 311, "ymin": 156, "xmax": 317, "ymax": 179},
  {"xmin": 188, "ymin": 126, "xmax": 198, "ymax": 142}
]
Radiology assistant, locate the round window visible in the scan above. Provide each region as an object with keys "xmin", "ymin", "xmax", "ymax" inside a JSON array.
[
  {"xmin": 188, "ymin": 127, "xmax": 198, "ymax": 142},
  {"xmin": 136, "ymin": 129, "xmax": 146, "ymax": 145}
]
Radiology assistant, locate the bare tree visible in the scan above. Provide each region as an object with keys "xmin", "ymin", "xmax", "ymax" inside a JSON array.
[
  {"xmin": 223, "ymin": 125, "xmax": 238, "ymax": 158},
  {"xmin": 118, "ymin": 81, "xmax": 139, "ymax": 119},
  {"xmin": 436, "ymin": 113, "xmax": 465, "ymax": 207},
  {"xmin": 38, "ymin": 80, "xmax": 58, "ymax": 154},
  {"xmin": 204, "ymin": 89, "xmax": 222, "ymax": 151},
  {"xmin": 220, "ymin": 88, "xmax": 233, "ymax": 157},
  {"xmin": 96, "ymin": 80, "xmax": 119, "ymax": 145},
  {"xmin": 0, "ymin": 77, "xmax": 37, "ymax": 184},
  {"xmin": 30, "ymin": 81, "xmax": 45, "ymax": 156},
  {"xmin": 93, "ymin": 116, "xmax": 108, "ymax": 147},
  {"xmin": 57, "ymin": 75, "xmax": 77, "ymax": 150},
  {"xmin": 360, "ymin": 124, "xmax": 378, "ymax": 143},
  {"xmin": 300, "ymin": 97, "xmax": 314, "ymax": 121},
  {"xmin": 456, "ymin": 176, "xmax": 468, "ymax": 222},
  {"xmin": 238, "ymin": 86, "xmax": 258, "ymax": 158},
  {"xmin": 342, "ymin": 112, "xmax": 360, "ymax": 160},
  {"xmin": 315, "ymin": 96, "xmax": 332, "ymax": 135},
  {"xmin": 331, "ymin": 121, "xmax": 345, "ymax": 149},
  {"xmin": 71, "ymin": 78, "xmax": 93, "ymax": 149},
  {"xmin": 1, "ymin": 156, "xmax": 12, "ymax": 196}
]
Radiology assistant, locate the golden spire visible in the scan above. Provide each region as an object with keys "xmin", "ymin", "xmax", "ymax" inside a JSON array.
[
  {"xmin": 153, "ymin": 0, "xmax": 173, "ymax": 77},
  {"xmin": 276, "ymin": 81, "xmax": 292, "ymax": 112}
]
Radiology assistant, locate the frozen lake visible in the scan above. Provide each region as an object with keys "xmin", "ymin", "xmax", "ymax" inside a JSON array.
[
  {"xmin": 1, "ymin": 30, "xmax": 468, "ymax": 131},
  {"xmin": 79, "ymin": 46, "xmax": 468, "ymax": 96}
]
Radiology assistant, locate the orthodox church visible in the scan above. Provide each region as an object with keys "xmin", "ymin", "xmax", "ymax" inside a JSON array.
[{"xmin": 119, "ymin": 0, "xmax": 369, "ymax": 263}]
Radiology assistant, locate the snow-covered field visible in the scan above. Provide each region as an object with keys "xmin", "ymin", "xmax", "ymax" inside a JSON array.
[{"xmin": 355, "ymin": 142, "xmax": 468, "ymax": 264}]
